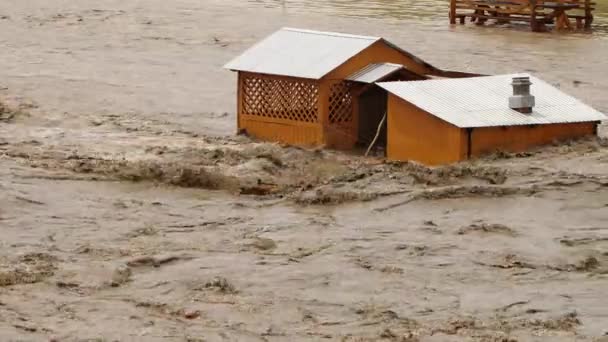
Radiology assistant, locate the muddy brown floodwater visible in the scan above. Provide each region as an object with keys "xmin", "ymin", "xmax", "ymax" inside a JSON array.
[{"xmin": 1, "ymin": 0, "xmax": 608, "ymax": 341}]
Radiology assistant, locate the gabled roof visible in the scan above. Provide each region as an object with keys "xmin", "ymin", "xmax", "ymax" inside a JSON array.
[
  {"xmin": 224, "ymin": 27, "xmax": 437, "ymax": 80},
  {"xmin": 378, "ymin": 74, "xmax": 606, "ymax": 128},
  {"xmin": 346, "ymin": 63, "xmax": 405, "ymax": 83}
]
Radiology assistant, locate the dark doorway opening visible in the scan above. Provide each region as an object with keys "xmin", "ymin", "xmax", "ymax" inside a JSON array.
[
  {"xmin": 357, "ymin": 85, "xmax": 388, "ymax": 155},
  {"xmin": 352, "ymin": 68, "xmax": 429, "ymax": 156}
]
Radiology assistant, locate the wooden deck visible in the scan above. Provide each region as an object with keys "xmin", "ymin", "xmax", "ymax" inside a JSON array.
[{"xmin": 449, "ymin": 0, "xmax": 596, "ymax": 32}]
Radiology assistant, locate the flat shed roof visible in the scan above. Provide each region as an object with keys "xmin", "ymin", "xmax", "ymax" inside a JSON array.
[
  {"xmin": 378, "ymin": 74, "xmax": 606, "ymax": 128},
  {"xmin": 346, "ymin": 63, "xmax": 405, "ymax": 83}
]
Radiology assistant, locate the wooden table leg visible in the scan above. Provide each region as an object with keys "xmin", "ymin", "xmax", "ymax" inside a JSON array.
[
  {"xmin": 475, "ymin": 5, "xmax": 489, "ymax": 25},
  {"xmin": 584, "ymin": 0, "xmax": 592, "ymax": 29},
  {"xmin": 450, "ymin": 0, "xmax": 457, "ymax": 24},
  {"xmin": 556, "ymin": 10, "xmax": 572, "ymax": 30},
  {"xmin": 530, "ymin": 0, "xmax": 539, "ymax": 32}
]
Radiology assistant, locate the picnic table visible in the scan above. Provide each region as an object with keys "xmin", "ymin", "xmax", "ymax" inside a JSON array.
[{"xmin": 449, "ymin": 0, "xmax": 595, "ymax": 31}]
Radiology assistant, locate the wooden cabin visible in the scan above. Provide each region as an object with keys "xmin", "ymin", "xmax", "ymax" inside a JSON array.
[
  {"xmin": 224, "ymin": 28, "xmax": 477, "ymax": 150},
  {"xmin": 378, "ymin": 74, "xmax": 606, "ymax": 165},
  {"xmin": 450, "ymin": 0, "xmax": 596, "ymax": 31},
  {"xmin": 224, "ymin": 29, "xmax": 605, "ymax": 165}
]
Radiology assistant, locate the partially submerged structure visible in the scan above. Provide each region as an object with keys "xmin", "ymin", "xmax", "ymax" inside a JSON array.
[
  {"xmin": 378, "ymin": 74, "xmax": 606, "ymax": 165},
  {"xmin": 224, "ymin": 27, "xmax": 477, "ymax": 150},
  {"xmin": 225, "ymin": 28, "xmax": 606, "ymax": 165}
]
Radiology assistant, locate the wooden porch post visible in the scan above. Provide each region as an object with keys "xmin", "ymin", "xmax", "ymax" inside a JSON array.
[
  {"xmin": 236, "ymin": 72, "xmax": 243, "ymax": 133},
  {"xmin": 584, "ymin": 0, "xmax": 592, "ymax": 29},
  {"xmin": 318, "ymin": 81, "xmax": 330, "ymax": 146},
  {"xmin": 530, "ymin": 0, "xmax": 539, "ymax": 32},
  {"xmin": 450, "ymin": 0, "xmax": 457, "ymax": 24}
]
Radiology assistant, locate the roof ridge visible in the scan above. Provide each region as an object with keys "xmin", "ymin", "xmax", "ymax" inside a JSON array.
[
  {"xmin": 369, "ymin": 62, "xmax": 403, "ymax": 67},
  {"xmin": 378, "ymin": 73, "xmax": 533, "ymax": 85},
  {"xmin": 281, "ymin": 27, "xmax": 380, "ymax": 41}
]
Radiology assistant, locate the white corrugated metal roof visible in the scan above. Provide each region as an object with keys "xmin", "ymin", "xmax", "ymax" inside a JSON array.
[
  {"xmin": 378, "ymin": 74, "xmax": 606, "ymax": 128},
  {"xmin": 346, "ymin": 63, "xmax": 404, "ymax": 83},
  {"xmin": 224, "ymin": 27, "xmax": 379, "ymax": 79}
]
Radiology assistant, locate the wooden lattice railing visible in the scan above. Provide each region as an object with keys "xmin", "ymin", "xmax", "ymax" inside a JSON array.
[
  {"xmin": 241, "ymin": 74, "xmax": 319, "ymax": 123},
  {"xmin": 329, "ymin": 81, "xmax": 354, "ymax": 125}
]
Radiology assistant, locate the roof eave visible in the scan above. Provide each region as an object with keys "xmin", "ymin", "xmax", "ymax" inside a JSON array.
[{"xmin": 223, "ymin": 68, "xmax": 322, "ymax": 80}]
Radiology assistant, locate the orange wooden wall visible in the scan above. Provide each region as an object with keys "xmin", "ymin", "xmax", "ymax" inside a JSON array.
[
  {"xmin": 470, "ymin": 122, "xmax": 597, "ymax": 156},
  {"xmin": 386, "ymin": 95, "xmax": 598, "ymax": 165},
  {"xmin": 239, "ymin": 119, "xmax": 324, "ymax": 146},
  {"xmin": 386, "ymin": 95, "xmax": 467, "ymax": 165},
  {"xmin": 324, "ymin": 40, "xmax": 434, "ymax": 80}
]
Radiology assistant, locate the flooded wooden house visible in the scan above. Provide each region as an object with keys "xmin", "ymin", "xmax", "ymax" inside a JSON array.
[
  {"xmin": 224, "ymin": 27, "xmax": 476, "ymax": 150},
  {"xmin": 378, "ymin": 74, "xmax": 606, "ymax": 165},
  {"xmin": 225, "ymin": 29, "xmax": 605, "ymax": 166}
]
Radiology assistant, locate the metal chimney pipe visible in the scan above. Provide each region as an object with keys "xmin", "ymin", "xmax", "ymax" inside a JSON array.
[{"xmin": 509, "ymin": 76, "xmax": 535, "ymax": 114}]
